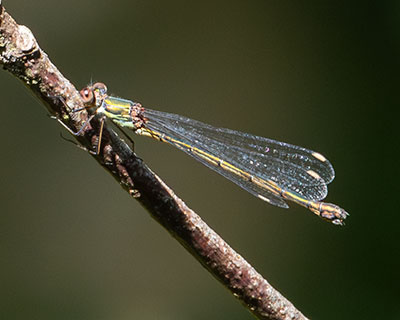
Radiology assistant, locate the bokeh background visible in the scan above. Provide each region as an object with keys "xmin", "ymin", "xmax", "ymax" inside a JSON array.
[{"xmin": 1, "ymin": 1, "xmax": 398, "ymax": 319}]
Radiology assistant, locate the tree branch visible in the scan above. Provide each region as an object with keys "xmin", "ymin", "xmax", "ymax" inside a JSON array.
[{"xmin": 0, "ymin": 5, "xmax": 308, "ymax": 319}]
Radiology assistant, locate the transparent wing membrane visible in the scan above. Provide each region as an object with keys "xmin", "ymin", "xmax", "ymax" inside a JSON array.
[{"xmin": 143, "ymin": 108, "xmax": 334, "ymax": 203}]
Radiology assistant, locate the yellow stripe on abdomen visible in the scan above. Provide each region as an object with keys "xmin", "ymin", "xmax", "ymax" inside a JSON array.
[{"xmin": 137, "ymin": 128, "xmax": 348, "ymax": 225}]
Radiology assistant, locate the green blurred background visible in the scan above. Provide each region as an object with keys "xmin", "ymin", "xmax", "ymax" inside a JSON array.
[{"xmin": 1, "ymin": 1, "xmax": 397, "ymax": 319}]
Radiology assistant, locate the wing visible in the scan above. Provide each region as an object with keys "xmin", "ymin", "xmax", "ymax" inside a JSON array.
[{"xmin": 141, "ymin": 108, "xmax": 335, "ymax": 207}]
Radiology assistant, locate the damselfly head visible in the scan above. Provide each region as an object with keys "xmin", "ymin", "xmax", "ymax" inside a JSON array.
[
  {"xmin": 92, "ymin": 82, "xmax": 108, "ymax": 97},
  {"xmin": 80, "ymin": 87, "xmax": 95, "ymax": 105},
  {"xmin": 80, "ymin": 82, "xmax": 108, "ymax": 108}
]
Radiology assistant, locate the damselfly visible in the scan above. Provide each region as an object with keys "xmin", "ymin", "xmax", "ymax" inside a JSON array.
[{"xmin": 75, "ymin": 82, "xmax": 348, "ymax": 225}]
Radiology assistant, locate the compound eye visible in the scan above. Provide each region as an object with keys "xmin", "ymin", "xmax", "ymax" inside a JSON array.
[
  {"xmin": 80, "ymin": 87, "xmax": 94, "ymax": 104},
  {"xmin": 92, "ymin": 82, "xmax": 108, "ymax": 96}
]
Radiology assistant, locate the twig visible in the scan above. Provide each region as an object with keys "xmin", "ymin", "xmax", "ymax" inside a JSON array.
[{"xmin": 0, "ymin": 5, "xmax": 308, "ymax": 320}]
